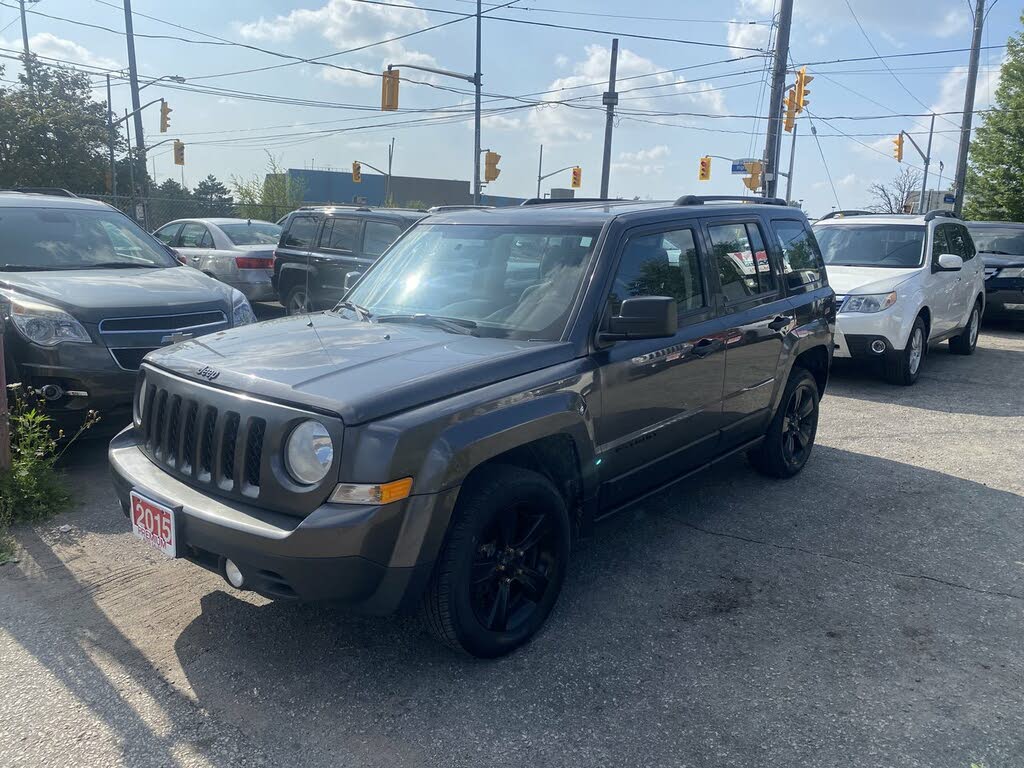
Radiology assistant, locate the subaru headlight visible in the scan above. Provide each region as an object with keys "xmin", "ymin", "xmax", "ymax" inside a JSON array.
[
  {"xmin": 284, "ymin": 420, "xmax": 334, "ymax": 485},
  {"xmin": 998, "ymin": 266, "xmax": 1024, "ymax": 278},
  {"xmin": 840, "ymin": 291, "xmax": 898, "ymax": 314},
  {"xmin": 231, "ymin": 289, "xmax": 256, "ymax": 326},
  {"xmin": 0, "ymin": 288, "xmax": 90, "ymax": 346}
]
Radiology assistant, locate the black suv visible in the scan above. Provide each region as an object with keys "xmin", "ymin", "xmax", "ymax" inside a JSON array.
[
  {"xmin": 110, "ymin": 196, "xmax": 835, "ymax": 657},
  {"xmin": 273, "ymin": 205, "xmax": 427, "ymax": 314},
  {"xmin": 0, "ymin": 191, "xmax": 256, "ymax": 430},
  {"xmin": 966, "ymin": 221, "xmax": 1024, "ymax": 311}
]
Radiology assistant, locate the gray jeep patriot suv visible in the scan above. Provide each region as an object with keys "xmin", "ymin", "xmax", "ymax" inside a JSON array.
[{"xmin": 110, "ymin": 196, "xmax": 836, "ymax": 657}]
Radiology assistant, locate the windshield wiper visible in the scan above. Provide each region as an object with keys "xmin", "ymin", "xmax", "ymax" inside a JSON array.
[
  {"xmin": 376, "ymin": 313, "xmax": 478, "ymax": 336},
  {"xmin": 0, "ymin": 264, "xmax": 58, "ymax": 272},
  {"xmin": 979, "ymin": 249, "xmax": 1021, "ymax": 256},
  {"xmin": 333, "ymin": 300, "xmax": 373, "ymax": 322},
  {"xmin": 77, "ymin": 262, "xmax": 163, "ymax": 269}
]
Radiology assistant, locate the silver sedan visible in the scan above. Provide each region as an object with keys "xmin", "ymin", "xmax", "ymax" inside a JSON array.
[{"xmin": 153, "ymin": 218, "xmax": 281, "ymax": 302}]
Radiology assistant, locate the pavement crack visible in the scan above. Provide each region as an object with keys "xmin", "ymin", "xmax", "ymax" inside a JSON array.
[{"xmin": 679, "ymin": 521, "xmax": 1024, "ymax": 602}]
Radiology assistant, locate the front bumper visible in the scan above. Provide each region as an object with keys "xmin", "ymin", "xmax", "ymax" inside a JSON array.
[
  {"xmin": 109, "ymin": 426, "xmax": 457, "ymax": 612},
  {"xmin": 985, "ymin": 279, "xmax": 1024, "ymax": 307},
  {"xmin": 832, "ymin": 308, "xmax": 906, "ymax": 359}
]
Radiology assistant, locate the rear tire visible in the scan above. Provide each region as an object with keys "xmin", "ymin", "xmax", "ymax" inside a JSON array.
[
  {"xmin": 421, "ymin": 465, "xmax": 570, "ymax": 658},
  {"xmin": 284, "ymin": 285, "xmax": 312, "ymax": 316},
  {"xmin": 884, "ymin": 317, "xmax": 926, "ymax": 386},
  {"xmin": 748, "ymin": 367, "xmax": 820, "ymax": 479},
  {"xmin": 949, "ymin": 301, "xmax": 981, "ymax": 355}
]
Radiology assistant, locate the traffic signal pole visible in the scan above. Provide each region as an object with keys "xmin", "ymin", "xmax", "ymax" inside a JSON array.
[
  {"xmin": 599, "ymin": 38, "xmax": 619, "ymax": 199},
  {"xmin": 106, "ymin": 74, "xmax": 117, "ymax": 201},
  {"xmin": 123, "ymin": 0, "xmax": 149, "ymax": 226},
  {"xmin": 952, "ymin": 0, "xmax": 986, "ymax": 216},
  {"xmin": 784, "ymin": 123, "xmax": 797, "ymax": 203},
  {"xmin": 762, "ymin": 0, "xmax": 794, "ymax": 198}
]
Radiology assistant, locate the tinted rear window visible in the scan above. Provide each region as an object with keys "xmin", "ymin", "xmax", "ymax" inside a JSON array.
[{"xmin": 221, "ymin": 221, "xmax": 281, "ymax": 245}]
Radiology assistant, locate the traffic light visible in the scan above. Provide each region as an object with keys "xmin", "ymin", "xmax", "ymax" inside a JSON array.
[
  {"xmin": 381, "ymin": 69, "xmax": 400, "ymax": 111},
  {"xmin": 794, "ymin": 66, "xmax": 813, "ymax": 113},
  {"xmin": 352, "ymin": 161, "xmax": 362, "ymax": 183},
  {"xmin": 159, "ymin": 100, "xmax": 172, "ymax": 133},
  {"xmin": 783, "ymin": 88, "xmax": 797, "ymax": 133},
  {"xmin": 570, "ymin": 166, "xmax": 582, "ymax": 188},
  {"xmin": 698, "ymin": 156, "xmax": 711, "ymax": 181},
  {"xmin": 892, "ymin": 133, "xmax": 904, "ymax": 163},
  {"xmin": 173, "ymin": 140, "xmax": 185, "ymax": 166},
  {"xmin": 484, "ymin": 151, "xmax": 501, "ymax": 182},
  {"xmin": 742, "ymin": 161, "xmax": 762, "ymax": 192}
]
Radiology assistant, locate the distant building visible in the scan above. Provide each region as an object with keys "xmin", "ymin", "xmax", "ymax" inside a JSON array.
[
  {"xmin": 268, "ymin": 168, "xmax": 523, "ymax": 208},
  {"xmin": 905, "ymin": 189, "xmax": 955, "ymax": 213}
]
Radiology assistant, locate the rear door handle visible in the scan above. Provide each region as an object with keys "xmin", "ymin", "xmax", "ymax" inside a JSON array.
[
  {"xmin": 768, "ymin": 315, "xmax": 793, "ymax": 331},
  {"xmin": 690, "ymin": 338, "xmax": 723, "ymax": 358}
]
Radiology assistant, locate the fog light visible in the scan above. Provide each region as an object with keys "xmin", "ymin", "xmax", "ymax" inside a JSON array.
[
  {"xmin": 870, "ymin": 340, "xmax": 886, "ymax": 354},
  {"xmin": 224, "ymin": 559, "xmax": 245, "ymax": 588}
]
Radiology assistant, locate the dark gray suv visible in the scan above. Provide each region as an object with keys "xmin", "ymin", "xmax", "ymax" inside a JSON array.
[{"xmin": 110, "ymin": 196, "xmax": 836, "ymax": 657}]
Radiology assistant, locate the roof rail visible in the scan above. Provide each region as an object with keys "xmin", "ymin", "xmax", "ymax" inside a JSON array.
[
  {"xmin": 818, "ymin": 209, "xmax": 874, "ymax": 220},
  {"xmin": 427, "ymin": 204, "xmax": 494, "ymax": 213},
  {"xmin": 4, "ymin": 187, "xmax": 78, "ymax": 197},
  {"xmin": 673, "ymin": 194, "xmax": 787, "ymax": 207},
  {"xmin": 519, "ymin": 197, "xmax": 620, "ymax": 206},
  {"xmin": 923, "ymin": 209, "xmax": 959, "ymax": 221}
]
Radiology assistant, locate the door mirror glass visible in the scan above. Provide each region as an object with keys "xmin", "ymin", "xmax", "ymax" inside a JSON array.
[
  {"xmin": 344, "ymin": 270, "xmax": 362, "ymax": 291},
  {"xmin": 604, "ymin": 296, "xmax": 678, "ymax": 341},
  {"xmin": 937, "ymin": 253, "xmax": 963, "ymax": 271}
]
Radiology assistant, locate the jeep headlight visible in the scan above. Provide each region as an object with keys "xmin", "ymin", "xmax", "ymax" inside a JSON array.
[
  {"xmin": 998, "ymin": 266, "xmax": 1024, "ymax": 278},
  {"xmin": 231, "ymin": 289, "xmax": 256, "ymax": 326},
  {"xmin": 284, "ymin": 420, "xmax": 334, "ymax": 485},
  {"xmin": 0, "ymin": 288, "xmax": 90, "ymax": 346},
  {"xmin": 840, "ymin": 291, "xmax": 898, "ymax": 314}
]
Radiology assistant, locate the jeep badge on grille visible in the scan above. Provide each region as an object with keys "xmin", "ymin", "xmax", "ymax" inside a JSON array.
[{"xmin": 195, "ymin": 366, "xmax": 220, "ymax": 381}]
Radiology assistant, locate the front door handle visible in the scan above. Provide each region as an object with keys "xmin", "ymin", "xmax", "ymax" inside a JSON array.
[
  {"xmin": 768, "ymin": 314, "xmax": 793, "ymax": 331},
  {"xmin": 690, "ymin": 338, "xmax": 723, "ymax": 358}
]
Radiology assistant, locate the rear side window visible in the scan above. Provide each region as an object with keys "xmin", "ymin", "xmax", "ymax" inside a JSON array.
[
  {"xmin": 707, "ymin": 221, "xmax": 776, "ymax": 302},
  {"xmin": 363, "ymin": 221, "xmax": 403, "ymax": 257},
  {"xmin": 772, "ymin": 219, "xmax": 826, "ymax": 290},
  {"xmin": 609, "ymin": 227, "xmax": 706, "ymax": 316},
  {"xmin": 321, "ymin": 217, "xmax": 359, "ymax": 252},
  {"xmin": 283, "ymin": 215, "xmax": 318, "ymax": 248}
]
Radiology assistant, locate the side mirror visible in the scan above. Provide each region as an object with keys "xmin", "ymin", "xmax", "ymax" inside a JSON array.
[
  {"xmin": 601, "ymin": 296, "xmax": 678, "ymax": 342},
  {"xmin": 343, "ymin": 271, "xmax": 362, "ymax": 291},
  {"xmin": 937, "ymin": 253, "xmax": 963, "ymax": 271},
  {"xmin": 163, "ymin": 244, "xmax": 185, "ymax": 265}
]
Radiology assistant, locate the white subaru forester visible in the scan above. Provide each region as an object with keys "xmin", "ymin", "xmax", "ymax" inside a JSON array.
[{"xmin": 813, "ymin": 211, "xmax": 985, "ymax": 385}]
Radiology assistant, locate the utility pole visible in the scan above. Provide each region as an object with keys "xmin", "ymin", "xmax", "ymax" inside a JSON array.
[
  {"xmin": 919, "ymin": 114, "xmax": 935, "ymax": 213},
  {"xmin": 123, "ymin": 0, "xmax": 148, "ymax": 226},
  {"xmin": 762, "ymin": 0, "xmax": 794, "ymax": 198},
  {"xmin": 18, "ymin": 0, "xmax": 33, "ymax": 90},
  {"xmin": 472, "ymin": 0, "xmax": 482, "ymax": 205},
  {"xmin": 784, "ymin": 123, "xmax": 798, "ymax": 203},
  {"xmin": 536, "ymin": 144, "xmax": 544, "ymax": 198},
  {"xmin": 599, "ymin": 38, "xmax": 620, "ymax": 200},
  {"xmin": 106, "ymin": 74, "xmax": 117, "ymax": 201},
  {"xmin": 952, "ymin": 0, "xmax": 985, "ymax": 216},
  {"xmin": 125, "ymin": 109, "xmax": 137, "ymax": 219}
]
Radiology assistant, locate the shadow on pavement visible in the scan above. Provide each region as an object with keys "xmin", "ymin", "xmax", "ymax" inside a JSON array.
[{"xmin": 164, "ymin": 447, "xmax": 1024, "ymax": 767}]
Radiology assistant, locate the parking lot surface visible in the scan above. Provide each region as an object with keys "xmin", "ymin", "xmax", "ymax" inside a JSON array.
[{"xmin": 2, "ymin": 314, "xmax": 1023, "ymax": 768}]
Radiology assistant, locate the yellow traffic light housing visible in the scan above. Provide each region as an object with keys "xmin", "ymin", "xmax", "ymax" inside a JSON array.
[
  {"xmin": 159, "ymin": 100, "xmax": 172, "ymax": 133},
  {"xmin": 485, "ymin": 151, "xmax": 501, "ymax": 182},
  {"xmin": 352, "ymin": 161, "xmax": 362, "ymax": 183},
  {"xmin": 893, "ymin": 133, "xmax": 904, "ymax": 163},
  {"xmin": 783, "ymin": 88, "xmax": 797, "ymax": 133},
  {"xmin": 570, "ymin": 166, "xmax": 582, "ymax": 189},
  {"xmin": 794, "ymin": 66, "xmax": 813, "ymax": 113},
  {"xmin": 742, "ymin": 161, "xmax": 762, "ymax": 192},
  {"xmin": 173, "ymin": 140, "xmax": 185, "ymax": 166},
  {"xmin": 698, "ymin": 156, "xmax": 711, "ymax": 181},
  {"xmin": 381, "ymin": 69, "xmax": 400, "ymax": 111}
]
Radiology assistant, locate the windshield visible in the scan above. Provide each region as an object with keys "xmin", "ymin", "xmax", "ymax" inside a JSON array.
[
  {"xmin": 0, "ymin": 207, "xmax": 176, "ymax": 271},
  {"xmin": 966, "ymin": 225, "xmax": 1024, "ymax": 255},
  {"xmin": 344, "ymin": 223, "xmax": 601, "ymax": 341},
  {"xmin": 220, "ymin": 221, "xmax": 281, "ymax": 246},
  {"xmin": 814, "ymin": 224, "xmax": 925, "ymax": 268}
]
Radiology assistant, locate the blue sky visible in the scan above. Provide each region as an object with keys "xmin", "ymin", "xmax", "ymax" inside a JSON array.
[{"xmin": 0, "ymin": 0, "xmax": 1016, "ymax": 216}]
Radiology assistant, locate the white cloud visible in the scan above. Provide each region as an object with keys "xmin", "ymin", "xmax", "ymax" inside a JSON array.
[
  {"xmin": 5, "ymin": 32, "xmax": 122, "ymax": 71},
  {"xmin": 555, "ymin": 54, "xmax": 569, "ymax": 68},
  {"xmin": 613, "ymin": 145, "xmax": 671, "ymax": 175},
  {"xmin": 931, "ymin": 8, "xmax": 970, "ymax": 38}
]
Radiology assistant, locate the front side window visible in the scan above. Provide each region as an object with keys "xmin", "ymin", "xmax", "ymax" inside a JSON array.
[
  {"xmin": 0, "ymin": 208, "xmax": 177, "ymax": 271},
  {"xmin": 154, "ymin": 223, "xmax": 181, "ymax": 245},
  {"xmin": 345, "ymin": 224, "xmax": 600, "ymax": 341},
  {"xmin": 708, "ymin": 221, "xmax": 776, "ymax": 302},
  {"xmin": 322, "ymin": 217, "xmax": 360, "ymax": 252},
  {"xmin": 363, "ymin": 221, "xmax": 403, "ymax": 257},
  {"xmin": 814, "ymin": 224, "xmax": 925, "ymax": 268},
  {"xmin": 283, "ymin": 215, "xmax": 318, "ymax": 248},
  {"xmin": 609, "ymin": 228, "xmax": 706, "ymax": 316},
  {"xmin": 179, "ymin": 223, "xmax": 209, "ymax": 248},
  {"xmin": 952, "ymin": 225, "xmax": 975, "ymax": 260},
  {"xmin": 773, "ymin": 219, "xmax": 826, "ymax": 290},
  {"xmin": 220, "ymin": 221, "xmax": 281, "ymax": 245}
]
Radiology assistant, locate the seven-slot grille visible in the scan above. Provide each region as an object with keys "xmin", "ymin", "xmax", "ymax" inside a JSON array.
[{"xmin": 139, "ymin": 380, "xmax": 266, "ymax": 498}]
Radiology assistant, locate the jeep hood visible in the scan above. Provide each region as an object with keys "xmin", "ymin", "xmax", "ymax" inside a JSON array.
[
  {"xmin": 144, "ymin": 313, "xmax": 574, "ymax": 424},
  {"xmin": 825, "ymin": 265, "xmax": 919, "ymax": 296}
]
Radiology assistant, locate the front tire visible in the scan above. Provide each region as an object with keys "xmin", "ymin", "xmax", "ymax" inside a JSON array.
[
  {"xmin": 748, "ymin": 367, "xmax": 820, "ymax": 479},
  {"xmin": 885, "ymin": 316, "xmax": 926, "ymax": 385},
  {"xmin": 421, "ymin": 465, "xmax": 570, "ymax": 658},
  {"xmin": 949, "ymin": 301, "xmax": 981, "ymax": 355}
]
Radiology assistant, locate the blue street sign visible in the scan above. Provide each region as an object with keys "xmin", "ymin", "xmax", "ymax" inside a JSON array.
[
  {"xmin": 943, "ymin": 193, "xmax": 955, "ymax": 204},
  {"xmin": 732, "ymin": 158, "xmax": 758, "ymax": 174}
]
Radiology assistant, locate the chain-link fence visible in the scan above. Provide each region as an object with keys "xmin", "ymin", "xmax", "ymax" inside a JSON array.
[{"xmin": 79, "ymin": 194, "xmax": 309, "ymax": 231}]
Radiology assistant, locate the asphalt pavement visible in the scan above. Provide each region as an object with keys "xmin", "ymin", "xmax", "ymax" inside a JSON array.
[{"xmin": 2, "ymin": 312, "xmax": 1023, "ymax": 768}]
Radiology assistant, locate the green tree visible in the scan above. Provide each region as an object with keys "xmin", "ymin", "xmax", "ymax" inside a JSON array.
[
  {"xmin": 194, "ymin": 174, "xmax": 234, "ymax": 216},
  {"xmin": 231, "ymin": 153, "xmax": 304, "ymax": 221},
  {"xmin": 0, "ymin": 59, "xmax": 118, "ymax": 192},
  {"xmin": 964, "ymin": 15, "xmax": 1024, "ymax": 220}
]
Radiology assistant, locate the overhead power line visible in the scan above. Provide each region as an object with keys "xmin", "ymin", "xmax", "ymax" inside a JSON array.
[{"xmin": 445, "ymin": 0, "xmax": 773, "ymax": 25}]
